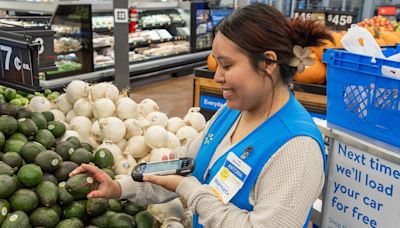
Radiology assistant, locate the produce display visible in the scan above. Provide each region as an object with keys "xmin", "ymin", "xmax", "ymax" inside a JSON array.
[
  {"xmin": 92, "ymin": 16, "xmax": 114, "ymax": 29},
  {"xmin": 47, "ymin": 61, "xmax": 83, "ymax": 76},
  {"xmin": 52, "ymin": 25, "xmax": 81, "ymax": 34},
  {"xmin": 54, "ymin": 37, "xmax": 82, "ymax": 54},
  {"xmin": 0, "ymin": 80, "xmax": 205, "ymax": 227},
  {"xmin": 93, "ymin": 33, "xmax": 114, "ymax": 48}
]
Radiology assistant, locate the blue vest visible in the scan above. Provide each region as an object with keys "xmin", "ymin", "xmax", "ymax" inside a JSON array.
[{"xmin": 192, "ymin": 91, "xmax": 326, "ymax": 227}]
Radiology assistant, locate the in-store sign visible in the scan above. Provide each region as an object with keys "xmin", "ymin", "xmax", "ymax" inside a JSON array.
[
  {"xmin": 200, "ymin": 94, "xmax": 226, "ymax": 111},
  {"xmin": 114, "ymin": 8, "xmax": 129, "ymax": 23},
  {"xmin": 325, "ymin": 11, "xmax": 357, "ymax": 30},
  {"xmin": 293, "ymin": 11, "xmax": 313, "ymax": 20},
  {"xmin": 33, "ymin": 37, "xmax": 44, "ymax": 55},
  {"xmin": 293, "ymin": 9, "xmax": 325, "ymax": 24},
  {"xmin": 0, "ymin": 45, "xmax": 31, "ymax": 72},
  {"xmin": 321, "ymin": 139, "xmax": 400, "ymax": 228}
]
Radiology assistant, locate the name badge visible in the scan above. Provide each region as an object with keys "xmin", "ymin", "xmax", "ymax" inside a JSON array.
[{"xmin": 209, "ymin": 152, "xmax": 252, "ymax": 204}]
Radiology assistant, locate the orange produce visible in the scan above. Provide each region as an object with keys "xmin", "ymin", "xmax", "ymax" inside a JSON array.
[
  {"xmin": 294, "ymin": 55, "xmax": 326, "ymax": 85},
  {"xmin": 312, "ymin": 31, "xmax": 343, "ymax": 60},
  {"xmin": 207, "ymin": 54, "xmax": 218, "ymax": 72},
  {"xmin": 381, "ymin": 32, "xmax": 400, "ymax": 45}
]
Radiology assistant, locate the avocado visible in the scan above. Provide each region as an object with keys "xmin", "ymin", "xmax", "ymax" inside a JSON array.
[
  {"xmin": 17, "ymin": 118, "xmax": 38, "ymax": 137},
  {"xmin": 108, "ymin": 199, "xmax": 122, "ymax": 212},
  {"xmin": 0, "ymin": 199, "xmax": 10, "ymax": 224},
  {"xmin": 90, "ymin": 211, "xmax": 117, "ymax": 228},
  {"xmin": 94, "ymin": 149, "xmax": 114, "ymax": 169},
  {"xmin": 0, "ymin": 115, "xmax": 17, "ymax": 136},
  {"xmin": 20, "ymin": 141, "xmax": 46, "ymax": 163},
  {"xmin": 108, "ymin": 213, "xmax": 136, "ymax": 228},
  {"xmin": 0, "ymin": 103, "xmax": 18, "ymax": 117},
  {"xmin": 47, "ymin": 121, "xmax": 66, "ymax": 138},
  {"xmin": 101, "ymin": 168, "xmax": 115, "ymax": 180},
  {"xmin": 55, "ymin": 218, "xmax": 84, "ymax": 228},
  {"xmin": 55, "ymin": 141, "xmax": 75, "ymax": 161},
  {"xmin": 80, "ymin": 143, "xmax": 93, "ymax": 152},
  {"xmin": 66, "ymin": 136, "xmax": 81, "ymax": 149},
  {"xmin": 58, "ymin": 182, "xmax": 74, "ymax": 206},
  {"xmin": 34, "ymin": 150, "xmax": 63, "ymax": 173},
  {"xmin": 16, "ymin": 108, "xmax": 33, "ymax": 119},
  {"xmin": 9, "ymin": 189, "xmax": 38, "ymax": 213},
  {"xmin": 8, "ymin": 133, "xmax": 28, "ymax": 144},
  {"xmin": 2, "ymin": 139, "xmax": 25, "ymax": 154},
  {"xmin": 86, "ymin": 198, "xmax": 108, "ymax": 217},
  {"xmin": 3, "ymin": 88, "xmax": 16, "ymax": 102},
  {"xmin": 55, "ymin": 161, "xmax": 79, "ymax": 182},
  {"xmin": 42, "ymin": 111, "xmax": 55, "ymax": 122},
  {"xmin": 43, "ymin": 173, "xmax": 59, "ymax": 185},
  {"xmin": 0, "ymin": 162, "xmax": 13, "ymax": 176},
  {"xmin": 31, "ymin": 112, "xmax": 48, "ymax": 129},
  {"xmin": 17, "ymin": 164, "xmax": 43, "ymax": 187},
  {"xmin": 1, "ymin": 211, "xmax": 31, "ymax": 228},
  {"xmin": 36, "ymin": 181, "xmax": 58, "ymax": 207},
  {"xmin": 35, "ymin": 129, "xmax": 56, "ymax": 149},
  {"xmin": 134, "ymin": 211, "xmax": 154, "ymax": 228},
  {"xmin": 63, "ymin": 201, "xmax": 85, "ymax": 220},
  {"xmin": 122, "ymin": 202, "xmax": 145, "ymax": 216},
  {"xmin": 51, "ymin": 204, "xmax": 62, "ymax": 218},
  {"xmin": 0, "ymin": 132, "xmax": 4, "ymax": 148},
  {"xmin": 70, "ymin": 148, "xmax": 93, "ymax": 165},
  {"xmin": 29, "ymin": 207, "xmax": 59, "ymax": 228},
  {"xmin": 65, "ymin": 173, "xmax": 96, "ymax": 200},
  {"xmin": 1, "ymin": 152, "xmax": 22, "ymax": 169}
]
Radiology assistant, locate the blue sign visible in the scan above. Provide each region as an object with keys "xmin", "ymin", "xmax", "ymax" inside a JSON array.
[{"xmin": 200, "ymin": 94, "xmax": 226, "ymax": 111}]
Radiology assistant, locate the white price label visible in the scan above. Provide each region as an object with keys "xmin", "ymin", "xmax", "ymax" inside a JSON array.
[
  {"xmin": 294, "ymin": 12, "xmax": 313, "ymax": 20},
  {"xmin": 34, "ymin": 37, "xmax": 44, "ymax": 55}
]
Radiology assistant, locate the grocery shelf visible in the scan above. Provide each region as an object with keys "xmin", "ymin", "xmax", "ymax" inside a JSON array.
[
  {"xmin": 137, "ymin": 21, "xmax": 186, "ymax": 30},
  {"xmin": 93, "ymin": 45, "xmax": 112, "ymax": 50},
  {"xmin": 129, "ymin": 36, "xmax": 188, "ymax": 49},
  {"xmin": 55, "ymin": 50, "xmax": 82, "ymax": 55},
  {"xmin": 41, "ymin": 50, "xmax": 210, "ymax": 89},
  {"xmin": 93, "ymin": 27, "xmax": 112, "ymax": 33},
  {"xmin": 0, "ymin": 0, "xmax": 112, "ymax": 14}
]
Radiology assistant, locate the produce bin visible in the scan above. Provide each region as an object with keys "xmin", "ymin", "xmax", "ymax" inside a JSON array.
[{"xmin": 322, "ymin": 46, "xmax": 400, "ymax": 148}]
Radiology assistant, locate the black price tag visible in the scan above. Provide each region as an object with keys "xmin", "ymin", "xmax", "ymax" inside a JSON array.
[
  {"xmin": 0, "ymin": 33, "xmax": 40, "ymax": 92},
  {"xmin": 325, "ymin": 11, "xmax": 357, "ymax": 30}
]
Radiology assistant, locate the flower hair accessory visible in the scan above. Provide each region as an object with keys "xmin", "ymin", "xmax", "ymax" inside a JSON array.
[{"xmin": 289, "ymin": 45, "xmax": 314, "ymax": 73}]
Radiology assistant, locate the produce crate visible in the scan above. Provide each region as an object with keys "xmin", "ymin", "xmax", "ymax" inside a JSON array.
[{"xmin": 322, "ymin": 47, "xmax": 400, "ymax": 148}]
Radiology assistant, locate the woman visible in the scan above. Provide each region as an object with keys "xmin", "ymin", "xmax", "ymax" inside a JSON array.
[{"xmin": 71, "ymin": 4, "xmax": 332, "ymax": 227}]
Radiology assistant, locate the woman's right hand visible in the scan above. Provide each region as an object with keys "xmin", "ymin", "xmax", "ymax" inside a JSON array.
[{"xmin": 69, "ymin": 163, "xmax": 122, "ymax": 199}]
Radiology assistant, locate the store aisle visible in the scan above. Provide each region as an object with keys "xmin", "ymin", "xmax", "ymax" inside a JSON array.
[{"xmin": 130, "ymin": 75, "xmax": 194, "ymax": 118}]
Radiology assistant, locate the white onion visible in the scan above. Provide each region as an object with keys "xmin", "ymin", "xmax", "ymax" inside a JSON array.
[
  {"xmin": 59, "ymin": 130, "xmax": 80, "ymax": 142},
  {"xmin": 138, "ymin": 117, "xmax": 150, "ymax": 129},
  {"xmin": 137, "ymin": 154, "xmax": 151, "ymax": 164},
  {"xmin": 147, "ymin": 112, "xmax": 168, "ymax": 128},
  {"xmin": 50, "ymin": 109, "xmax": 66, "ymax": 122},
  {"xmin": 93, "ymin": 98, "xmax": 115, "ymax": 119},
  {"xmin": 99, "ymin": 117, "xmax": 126, "ymax": 143},
  {"xmin": 69, "ymin": 116, "xmax": 92, "ymax": 135},
  {"xmin": 29, "ymin": 96, "xmax": 51, "ymax": 112},
  {"xmin": 114, "ymin": 154, "xmax": 137, "ymax": 175},
  {"xmin": 56, "ymin": 94, "xmax": 72, "ymax": 114},
  {"xmin": 61, "ymin": 121, "xmax": 69, "ymax": 129},
  {"xmin": 91, "ymin": 120, "xmax": 103, "ymax": 142},
  {"xmin": 167, "ymin": 131, "xmax": 181, "ymax": 150},
  {"xmin": 50, "ymin": 102, "xmax": 58, "ymax": 110},
  {"xmin": 65, "ymin": 110, "xmax": 76, "ymax": 123},
  {"xmin": 176, "ymin": 126, "xmax": 198, "ymax": 146},
  {"xmin": 184, "ymin": 111, "xmax": 206, "ymax": 132},
  {"xmin": 124, "ymin": 119, "xmax": 143, "ymax": 139},
  {"xmin": 116, "ymin": 138, "xmax": 127, "ymax": 152},
  {"xmin": 97, "ymin": 140, "xmax": 122, "ymax": 160},
  {"xmin": 166, "ymin": 117, "xmax": 186, "ymax": 134},
  {"xmin": 139, "ymin": 98, "xmax": 159, "ymax": 116},
  {"xmin": 73, "ymin": 98, "xmax": 93, "ymax": 118},
  {"xmin": 150, "ymin": 148, "xmax": 171, "ymax": 162},
  {"xmin": 144, "ymin": 125, "xmax": 168, "ymax": 149},
  {"xmin": 80, "ymin": 133, "xmax": 100, "ymax": 149},
  {"xmin": 148, "ymin": 198, "xmax": 185, "ymax": 223},
  {"xmin": 65, "ymin": 80, "xmax": 89, "ymax": 103},
  {"xmin": 124, "ymin": 135, "xmax": 149, "ymax": 158},
  {"xmin": 116, "ymin": 97, "xmax": 140, "ymax": 120},
  {"xmin": 91, "ymin": 82, "xmax": 119, "ymax": 102}
]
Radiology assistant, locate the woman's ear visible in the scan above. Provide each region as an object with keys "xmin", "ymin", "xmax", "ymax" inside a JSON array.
[{"xmin": 264, "ymin": 51, "xmax": 277, "ymax": 75}]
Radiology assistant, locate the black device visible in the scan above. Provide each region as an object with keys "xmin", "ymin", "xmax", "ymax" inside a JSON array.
[{"xmin": 131, "ymin": 157, "xmax": 195, "ymax": 182}]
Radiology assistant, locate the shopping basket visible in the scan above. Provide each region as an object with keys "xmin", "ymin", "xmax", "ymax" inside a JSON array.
[{"xmin": 322, "ymin": 46, "xmax": 400, "ymax": 149}]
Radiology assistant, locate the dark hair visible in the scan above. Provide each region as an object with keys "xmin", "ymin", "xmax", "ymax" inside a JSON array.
[{"xmin": 213, "ymin": 3, "xmax": 333, "ymax": 84}]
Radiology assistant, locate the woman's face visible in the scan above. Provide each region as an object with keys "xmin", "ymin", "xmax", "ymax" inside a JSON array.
[{"xmin": 212, "ymin": 32, "xmax": 273, "ymax": 111}]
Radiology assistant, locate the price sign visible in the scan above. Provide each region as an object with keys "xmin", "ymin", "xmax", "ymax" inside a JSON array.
[
  {"xmin": 294, "ymin": 11, "xmax": 313, "ymax": 20},
  {"xmin": 325, "ymin": 11, "xmax": 357, "ymax": 30},
  {"xmin": 0, "ymin": 32, "xmax": 40, "ymax": 92},
  {"xmin": 293, "ymin": 9, "xmax": 326, "ymax": 24}
]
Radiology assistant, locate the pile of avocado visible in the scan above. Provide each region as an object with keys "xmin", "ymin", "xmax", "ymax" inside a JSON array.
[
  {"xmin": 0, "ymin": 85, "xmax": 60, "ymax": 106},
  {"xmin": 0, "ymin": 104, "xmax": 154, "ymax": 228}
]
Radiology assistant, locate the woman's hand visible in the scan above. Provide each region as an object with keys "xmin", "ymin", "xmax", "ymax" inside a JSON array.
[
  {"xmin": 69, "ymin": 164, "xmax": 122, "ymax": 199},
  {"xmin": 143, "ymin": 175, "xmax": 184, "ymax": 192}
]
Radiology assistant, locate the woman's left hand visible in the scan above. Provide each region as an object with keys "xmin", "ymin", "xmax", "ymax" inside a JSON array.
[{"xmin": 143, "ymin": 175, "xmax": 184, "ymax": 192}]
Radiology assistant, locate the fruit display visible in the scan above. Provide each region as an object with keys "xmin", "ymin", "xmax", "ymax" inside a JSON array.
[
  {"xmin": 357, "ymin": 15, "xmax": 397, "ymax": 32},
  {"xmin": 47, "ymin": 61, "xmax": 83, "ymax": 76},
  {"xmin": 92, "ymin": 16, "xmax": 114, "ymax": 29},
  {"xmin": 54, "ymin": 37, "xmax": 83, "ymax": 54}
]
